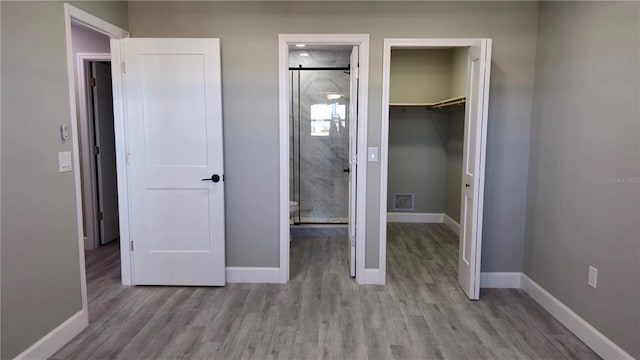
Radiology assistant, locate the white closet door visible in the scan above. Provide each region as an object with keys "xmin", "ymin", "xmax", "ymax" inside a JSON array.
[
  {"xmin": 123, "ymin": 38, "xmax": 225, "ymax": 286},
  {"xmin": 458, "ymin": 41, "xmax": 491, "ymax": 299},
  {"xmin": 348, "ymin": 46, "xmax": 359, "ymax": 278}
]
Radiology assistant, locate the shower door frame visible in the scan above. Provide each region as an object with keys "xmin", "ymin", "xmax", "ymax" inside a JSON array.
[
  {"xmin": 289, "ymin": 64, "xmax": 351, "ymax": 225},
  {"xmin": 278, "ymin": 34, "xmax": 370, "ymax": 284}
]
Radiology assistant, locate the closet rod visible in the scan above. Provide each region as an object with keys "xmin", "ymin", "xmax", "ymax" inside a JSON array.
[{"xmin": 289, "ymin": 65, "xmax": 350, "ymax": 71}]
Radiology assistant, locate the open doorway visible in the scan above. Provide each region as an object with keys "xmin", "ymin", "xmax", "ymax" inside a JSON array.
[
  {"xmin": 74, "ymin": 39, "xmax": 120, "ymax": 251},
  {"xmin": 287, "ymin": 45, "xmax": 355, "ymax": 280},
  {"xmin": 278, "ymin": 35, "xmax": 370, "ymax": 284},
  {"xmin": 379, "ymin": 39, "xmax": 492, "ymax": 299},
  {"xmin": 86, "ymin": 60, "xmax": 120, "ymax": 248},
  {"xmin": 64, "ymin": 4, "xmax": 129, "ymax": 322},
  {"xmin": 71, "ymin": 19, "xmax": 121, "ymax": 302},
  {"xmin": 288, "ymin": 46, "xmax": 352, "ymax": 225}
]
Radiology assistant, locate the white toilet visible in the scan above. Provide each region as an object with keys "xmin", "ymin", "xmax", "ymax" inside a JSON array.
[{"xmin": 289, "ymin": 201, "xmax": 299, "ymax": 218}]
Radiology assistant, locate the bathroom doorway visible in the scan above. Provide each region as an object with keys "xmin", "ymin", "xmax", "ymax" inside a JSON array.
[
  {"xmin": 278, "ymin": 35, "xmax": 370, "ymax": 284},
  {"xmin": 289, "ymin": 47, "xmax": 352, "ymax": 225},
  {"xmin": 288, "ymin": 45, "xmax": 354, "ymax": 280}
]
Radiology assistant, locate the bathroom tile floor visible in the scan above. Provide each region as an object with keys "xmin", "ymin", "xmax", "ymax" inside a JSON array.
[{"xmin": 52, "ymin": 223, "xmax": 598, "ymax": 359}]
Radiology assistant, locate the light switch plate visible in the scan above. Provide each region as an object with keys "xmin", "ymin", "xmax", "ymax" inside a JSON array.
[
  {"xmin": 60, "ymin": 123, "xmax": 69, "ymax": 142},
  {"xmin": 59, "ymin": 151, "xmax": 72, "ymax": 172},
  {"xmin": 367, "ymin": 147, "xmax": 378, "ymax": 162}
]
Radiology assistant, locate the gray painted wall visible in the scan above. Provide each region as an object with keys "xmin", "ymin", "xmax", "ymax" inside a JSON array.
[
  {"xmin": 445, "ymin": 108, "xmax": 464, "ymax": 223},
  {"xmin": 387, "ymin": 107, "xmax": 448, "ymax": 213},
  {"xmin": 443, "ymin": 48, "xmax": 466, "ymax": 223},
  {"xmin": 387, "ymin": 48, "xmax": 467, "ymax": 218},
  {"xmin": 128, "ymin": 1, "xmax": 539, "ymax": 271},
  {"xmin": 390, "ymin": 49, "xmax": 452, "ymax": 104},
  {"xmin": 0, "ymin": 2, "xmax": 128, "ymax": 358},
  {"xmin": 525, "ymin": 2, "xmax": 640, "ymax": 358},
  {"xmin": 387, "ymin": 49, "xmax": 451, "ymax": 215},
  {"xmin": 450, "ymin": 48, "xmax": 468, "ymax": 99}
]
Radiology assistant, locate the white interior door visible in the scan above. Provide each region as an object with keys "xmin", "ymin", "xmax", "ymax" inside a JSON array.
[
  {"xmin": 123, "ymin": 38, "xmax": 225, "ymax": 286},
  {"xmin": 458, "ymin": 41, "xmax": 491, "ymax": 299},
  {"xmin": 91, "ymin": 61, "xmax": 120, "ymax": 245},
  {"xmin": 348, "ymin": 46, "xmax": 359, "ymax": 278}
]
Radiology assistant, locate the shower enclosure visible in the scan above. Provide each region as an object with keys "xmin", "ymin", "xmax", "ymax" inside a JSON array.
[{"xmin": 289, "ymin": 49, "xmax": 351, "ymax": 224}]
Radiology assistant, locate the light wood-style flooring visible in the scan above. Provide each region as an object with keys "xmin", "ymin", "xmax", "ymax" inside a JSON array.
[{"xmin": 52, "ymin": 223, "xmax": 598, "ymax": 359}]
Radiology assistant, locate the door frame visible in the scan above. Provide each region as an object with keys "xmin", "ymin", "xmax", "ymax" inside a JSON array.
[
  {"xmin": 378, "ymin": 38, "xmax": 492, "ymax": 293},
  {"xmin": 64, "ymin": 3, "xmax": 130, "ymax": 317},
  {"xmin": 278, "ymin": 34, "xmax": 370, "ymax": 284},
  {"xmin": 76, "ymin": 53, "xmax": 111, "ymax": 251}
]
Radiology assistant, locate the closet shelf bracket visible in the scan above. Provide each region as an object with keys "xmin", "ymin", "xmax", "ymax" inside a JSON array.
[{"xmin": 389, "ymin": 95, "xmax": 466, "ymax": 110}]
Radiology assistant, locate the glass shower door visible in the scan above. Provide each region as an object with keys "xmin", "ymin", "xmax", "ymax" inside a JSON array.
[{"xmin": 290, "ymin": 68, "xmax": 350, "ymax": 224}]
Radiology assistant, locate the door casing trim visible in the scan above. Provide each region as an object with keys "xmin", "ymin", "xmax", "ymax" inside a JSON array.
[
  {"xmin": 277, "ymin": 34, "xmax": 370, "ymax": 284},
  {"xmin": 378, "ymin": 38, "xmax": 492, "ymax": 293}
]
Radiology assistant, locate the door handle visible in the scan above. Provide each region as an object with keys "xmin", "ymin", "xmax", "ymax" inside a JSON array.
[
  {"xmin": 465, "ymin": 184, "xmax": 470, "ymax": 188},
  {"xmin": 202, "ymin": 174, "xmax": 221, "ymax": 183},
  {"xmin": 343, "ymin": 168, "xmax": 350, "ymax": 174}
]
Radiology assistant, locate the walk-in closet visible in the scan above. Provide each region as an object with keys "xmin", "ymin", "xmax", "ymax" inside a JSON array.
[{"xmin": 387, "ymin": 48, "xmax": 468, "ymax": 234}]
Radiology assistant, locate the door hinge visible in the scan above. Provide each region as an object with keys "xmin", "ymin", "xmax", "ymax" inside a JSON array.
[
  {"xmin": 353, "ymin": 66, "xmax": 359, "ymax": 80},
  {"xmin": 352, "ymin": 154, "xmax": 357, "ymax": 166},
  {"xmin": 90, "ymin": 78, "xmax": 96, "ymax": 87},
  {"xmin": 130, "ymin": 241, "xmax": 134, "ymax": 251},
  {"xmin": 94, "ymin": 146, "xmax": 100, "ymax": 155},
  {"xmin": 122, "ymin": 62, "xmax": 126, "ymax": 73},
  {"xmin": 96, "ymin": 211, "xmax": 103, "ymax": 221}
]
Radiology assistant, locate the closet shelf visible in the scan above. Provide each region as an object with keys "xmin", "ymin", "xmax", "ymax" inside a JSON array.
[
  {"xmin": 430, "ymin": 96, "xmax": 466, "ymax": 109},
  {"xmin": 389, "ymin": 95, "xmax": 466, "ymax": 110}
]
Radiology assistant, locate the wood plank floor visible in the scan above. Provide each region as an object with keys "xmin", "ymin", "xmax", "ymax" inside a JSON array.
[{"xmin": 52, "ymin": 223, "xmax": 599, "ymax": 359}]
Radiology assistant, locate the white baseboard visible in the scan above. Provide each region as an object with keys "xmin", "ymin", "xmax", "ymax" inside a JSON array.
[
  {"xmin": 480, "ymin": 272, "xmax": 522, "ymax": 288},
  {"xmin": 443, "ymin": 214, "xmax": 460, "ymax": 236},
  {"xmin": 479, "ymin": 273, "xmax": 634, "ymax": 358},
  {"xmin": 363, "ymin": 268, "xmax": 385, "ymax": 285},
  {"xmin": 14, "ymin": 310, "xmax": 88, "ymax": 360},
  {"xmin": 225, "ymin": 267, "xmax": 280, "ymax": 283},
  {"xmin": 521, "ymin": 274, "xmax": 634, "ymax": 360},
  {"xmin": 387, "ymin": 212, "xmax": 444, "ymax": 223}
]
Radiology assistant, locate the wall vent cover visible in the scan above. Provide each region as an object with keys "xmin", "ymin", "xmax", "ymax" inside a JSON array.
[{"xmin": 392, "ymin": 193, "xmax": 415, "ymax": 211}]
